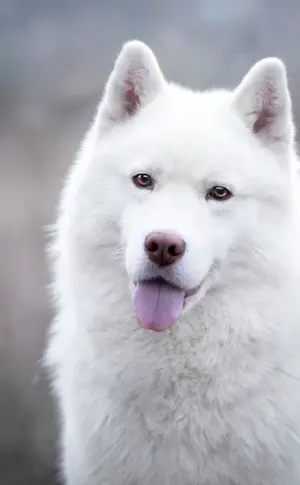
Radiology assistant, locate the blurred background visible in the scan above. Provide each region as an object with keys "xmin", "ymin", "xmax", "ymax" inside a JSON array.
[{"xmin": 1, "ymin": 0, "xmax": 300, "ymax": 484}]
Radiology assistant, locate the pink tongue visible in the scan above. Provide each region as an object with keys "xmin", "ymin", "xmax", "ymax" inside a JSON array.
[{"xmin": 134, "ymin": 280, "xmax": 185, "ymax": 332}]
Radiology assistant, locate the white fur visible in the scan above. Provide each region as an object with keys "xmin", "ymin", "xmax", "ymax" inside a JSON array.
[{"xmin": 45, "ymin": 41, "xmax": 300, "ymax": 485}]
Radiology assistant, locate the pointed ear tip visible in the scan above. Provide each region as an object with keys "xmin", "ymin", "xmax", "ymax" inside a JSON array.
[
  {"xmin": 254, "ymin": 57, "xmax": 287, "ymax": 79},
  {"xmin": 119, "ymin": 40, "xmax": 154, "ymax": 60}
]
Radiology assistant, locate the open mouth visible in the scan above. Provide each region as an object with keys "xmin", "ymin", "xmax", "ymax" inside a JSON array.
[{"xmin": 133, "ymin": 277, "xmax": 201, "ymax": 332}]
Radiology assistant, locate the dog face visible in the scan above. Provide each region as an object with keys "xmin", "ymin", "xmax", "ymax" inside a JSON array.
[{"xmin": 69, "ymin": 41, "xmax": 295, "ymax": 331}]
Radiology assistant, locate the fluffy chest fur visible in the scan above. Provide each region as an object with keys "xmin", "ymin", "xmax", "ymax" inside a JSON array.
[{"xmin": 50, "ymin": 283, "xmax": 300, "ymax": 485}]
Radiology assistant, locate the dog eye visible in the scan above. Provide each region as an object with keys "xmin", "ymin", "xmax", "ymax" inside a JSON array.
[
  {"xmin": 206, "ymin": 186, "xmax": 232, "ymax": 201},
  {"xmin": 132, "ymin": 173, "xmax": 154, "ymax": 189}
]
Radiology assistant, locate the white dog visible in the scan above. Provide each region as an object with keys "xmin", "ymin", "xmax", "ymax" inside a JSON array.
[{"xmin": 45, "ymin": 41, "xmax": 300, "ymax": 484}]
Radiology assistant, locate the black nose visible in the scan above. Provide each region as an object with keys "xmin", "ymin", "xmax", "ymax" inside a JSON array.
[{"xmin": 144, "ymin": 232, "xmax": 186, "ymax": 266}]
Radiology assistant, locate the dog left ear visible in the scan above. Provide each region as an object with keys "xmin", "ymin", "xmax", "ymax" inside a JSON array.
[{"xmin": 232, "ymin": 58, "xmax": 294, "ymax": 147}]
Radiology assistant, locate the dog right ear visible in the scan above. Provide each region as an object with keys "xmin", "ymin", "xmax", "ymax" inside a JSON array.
[{"xmin": 98, "ymin": 41, "xmax": 165, "ymax": 131}]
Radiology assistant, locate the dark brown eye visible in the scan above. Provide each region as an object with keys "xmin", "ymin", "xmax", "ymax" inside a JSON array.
[
  {"xmin": 206, "ymin": 185, "xmax": 232, "ymax": 201},
  {"xmin": 132, "ymin": 173, "xmax": 154, "ymax": 189}
]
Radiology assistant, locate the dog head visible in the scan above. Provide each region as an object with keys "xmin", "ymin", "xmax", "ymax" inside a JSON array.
[{"xmin": 69, "ymin": 41, "xmax": 296, "ymax": 332}]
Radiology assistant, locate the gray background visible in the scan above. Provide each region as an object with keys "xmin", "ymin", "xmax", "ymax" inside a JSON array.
[{"xmin": 1, "ymin": 1, "xmax": 300, "ymax": 483}]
